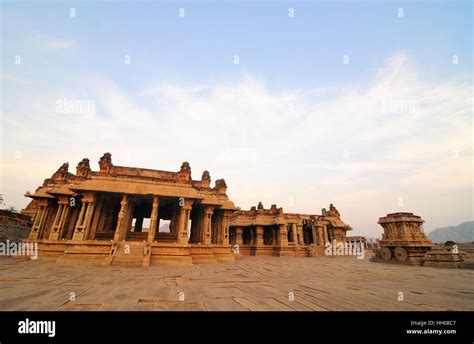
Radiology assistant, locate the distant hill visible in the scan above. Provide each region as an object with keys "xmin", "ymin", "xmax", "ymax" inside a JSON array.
[{"xmin": 428, "ymin": 221, "xmax": 474, "ymax": 244}]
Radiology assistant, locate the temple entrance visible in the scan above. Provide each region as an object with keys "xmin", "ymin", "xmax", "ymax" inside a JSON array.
[
  {"xmin": 125, "ymin": 196, "xmax": 152, "ymax": 241},
  {"xmin": 229, "ymin": 227, "xmax": 236, "ymax": 245},
  {"xmin": 189, "ymin": 205, "xmax": 203, "ymax": 244},
  {"xmin": 287, "ymin": 226, "xmax": 294, "ymax": 243},
  {"xmin": 303, "ymin": 222, "xmax": 313, "ymax": 244},
  {"xmin": 94, "ymin": 193, "xmax": 121, "ymax": 241},
  {"xmin": 211, "ymin": 209, "xmax": 224, "ymax": 244},
  {"xmin": 242, "ymin": 227, "xmax": 252, "ymax": 245},
  {"xmin": 153, "ymin": 197, "xmax": 181, "ymax": 243},
  {"xmin": 61, "ymin": 198, "xmax": 83, "ymax": 240},
  {"xmin": 40, "ymin": 199, "xmax": 58, "ymax": 239}
]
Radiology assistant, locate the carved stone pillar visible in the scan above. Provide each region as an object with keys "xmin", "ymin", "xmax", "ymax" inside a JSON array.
[
  {"xmin": 29, "ymin": 206, "xmax": 43, "ymax": 240},
  {"xmin": 83, "ymin": 195, "xmax": 96, "ymax": 240},
  {"xmin": 315, "ymin": 226, "xmax": 322, "ymax": 246},
  {"xmin": 147, "ymin": 196, "xmax": 160, "ymax": 242},
  {"xmin": 72, "ymin": 202, "xmax": 88, "ymax": 241},
  {"xmin": 312, "ymin": 224, "xmax": 325, "ymax": 246},
  {"xmin": 113, "ymin": 194, "xmax": 128, "ymax": 241},
  {"xmin": 169, "ymin": 210, "xmax": 179, "ymax": 235},
  {"xmin": 255, "ymin": 225, "xmax": 264, "ymax": 246},
  {"xmin": 291, "ymin": 223, "xmax": 297, "ymax": 244},
  {"xmin": 84, "ymin": 201, "xmax": 96, "ymax": 240},
  {"xmin": 236, "ymin": 227, "xmax": 243, "ymax": 245},
  {"xmin": 296, "ymin": 224, "xmax": 304, "ymax": 245},
  {"xmin": 49, "ymin": 205, "xmax": 63, "ymax": 240},
  {"xmin": 72, "ymin": 195, "xmax": 96, "ymax": 241},
  {"xmin": 311, "ymin": 224, "xmax": 318, "ymax": 246},
  {"xmin": 177, "ymin": 199, "xmax": 192, "ymax": 244},
  {"xmin": 29, "ymin": 199, "xmax": 50, "ymax": 240},
  {"xmin": 278, "ymin": 224, "xmax": 288, "ymax": 246},
  {"xmin": 202, "ymin": 206, "xmax": 214, "ymax": 244},
  {"xmin": 271, "ymin": 226, "xmax": 277, "ymax": 246},
  {"xmin": 88, "ymin": 199, "xmax": 103, "ymax": 240},
  {"xmin": 323, "ymin": 225, "xmax": 329, "ymax": 245},
  {"xmin": 249, "ymin": 227, "xmax": 255, "ymax": 245},
  {"xmin": 222, "ymin": 211, "xmax": 230, "ymax": 245},
  {"xmin": 49, "ymin": 198, "xmax": 70, "ymax": 241}
]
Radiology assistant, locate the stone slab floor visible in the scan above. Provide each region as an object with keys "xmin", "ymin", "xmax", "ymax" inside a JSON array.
[{"xmin": 0, "ymin": 256, "xmax": 472, "ymax": 311}]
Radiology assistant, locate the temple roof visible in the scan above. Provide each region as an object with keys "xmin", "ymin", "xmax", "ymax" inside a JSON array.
[
  {"xmin": 378, "ymin": 212, "xmax": 424, "ymax": 224},
  {"xmin": 25, "ymin": 152, "xmax": 236, "ymax": 210},
  {"xmin": 229, "ymin": 203, "xmax": 352, "ymax": 230}
]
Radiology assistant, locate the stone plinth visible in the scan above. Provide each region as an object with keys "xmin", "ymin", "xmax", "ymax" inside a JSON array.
[{"xmin": 423, "ymin": 243, "xmax": 469, "ymax": 269}]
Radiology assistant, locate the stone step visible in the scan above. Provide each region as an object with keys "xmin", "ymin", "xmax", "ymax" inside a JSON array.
[
  {"xmin": 111, "ymin": 262, "xmax": 143, "ymax": 268},
  {"xmin": 111, "ymin": 258, "xmax": 143, "ymax": 265},
  {"xmin": 191, "ymin": 254, "xmax": 218, "ymax": 264},
  {"xmin": 114, "ymin": 252, "xmax": 144, "ymax": 256},
  {"xmin": 113, "ymin": 255, "xmax": 144, "ymax": 260},
  {"xmin": 110, "ymin": 242, "xmax": 145, "ymax": 267}
]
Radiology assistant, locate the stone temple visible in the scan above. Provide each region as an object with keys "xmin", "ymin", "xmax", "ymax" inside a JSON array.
[{"xmin": 21, "ymin": 153, "xmax": 359, "ymax": 267}]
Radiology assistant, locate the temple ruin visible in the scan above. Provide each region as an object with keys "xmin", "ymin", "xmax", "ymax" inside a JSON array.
[
  {"xmin": 229, "ymin": 202, "xmax": 354, "ymax": 257},
  {"xmin": 21, "ymin": 153, "xmax": 355, "ymax": 267}
]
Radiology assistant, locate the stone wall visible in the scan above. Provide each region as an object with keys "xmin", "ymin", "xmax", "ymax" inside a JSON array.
[{"xmin": 0, "ymin": 210, "xmax": 33, "ymax": 242}]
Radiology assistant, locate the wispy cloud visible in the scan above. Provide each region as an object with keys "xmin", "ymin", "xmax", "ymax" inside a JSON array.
[
  {"xmin": 35, "ymin": 34, "xmax": 76, "ymax": 51},
  {"xmin": 1, "ymin": 52, "xmax": 472, "ymax": 237}
]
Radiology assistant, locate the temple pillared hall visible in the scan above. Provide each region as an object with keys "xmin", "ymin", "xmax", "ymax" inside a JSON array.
[{"xmin": 21, "ymin": 153, "xmax": 362, "ymax": 267}]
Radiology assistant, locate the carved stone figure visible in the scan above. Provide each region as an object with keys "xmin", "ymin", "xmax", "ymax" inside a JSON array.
[
  {"xmin": 57, "ymin": 162, "xmax": 69, "ymax": 173},
  {"xmin": 98, "ymin": 153, "xmax": 113, "ymax": 173},
  {"xmin": 201, "ymin": 170, "xmax": 211, "ymax": 187},
  {"xmin": 76, "ymin": 158, "xmax": 91, "ymax": 178},
  {"xmin": 215, "ymin": 179, "xmax": 227, "ymax": 189},
  {"xmin": 51, "ymin": 162, "xmax": 69, "ymax": 182},
  {"xmin": 177, "ymin": 162, "xmax": 191, "ymax": 181}
]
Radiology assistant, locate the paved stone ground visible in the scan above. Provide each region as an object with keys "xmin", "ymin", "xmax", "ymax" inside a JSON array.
[{"xmin": 0, "ymin": 256, "xmax": 473, "ymax": 311}]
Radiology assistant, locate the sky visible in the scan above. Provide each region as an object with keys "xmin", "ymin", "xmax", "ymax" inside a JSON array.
[{"xmin": 0, "ymin": 0, "xmax": 472, "ymax": 238}]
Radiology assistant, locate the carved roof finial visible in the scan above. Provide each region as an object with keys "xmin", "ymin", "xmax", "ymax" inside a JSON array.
[
  {"xmin": 99, "ymin": 153, "xmax": 113, "ymax": 173},
  {"xmin": 180, "ymin": 161, "xmax": 191, "ymax": 173},
  {"xmin": 202, "ymin": 170, "xmax": 210, "ymax": 182},
  {"xmin": 51, "ymin": 162, "xmax": 69, "ymax": 182},
  {"xmin": 215, "ymin": 178, "xmax": 227, "ymax": 189},
  {"xmin": 201, "ymin": 170, "xmax": 211, "ymax": 188},
  {"xmin": 76, "ymin": 158, "xmax": 91, "ymax": 178},
  {"xmin": 57, "ymin": 162, "xmax": 69, "ymax": 173},
  {"xmin": 177, "ymin": 161, "xmax": 191, "ymax": 181}
]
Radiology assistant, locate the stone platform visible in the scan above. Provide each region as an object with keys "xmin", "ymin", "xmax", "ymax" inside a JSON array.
[
  {"xmin": 30, "ymin": 240, "xmax": 235, "ymax": 267},
  {"xmin": 0, "ymin": 256, "xmax": 472, "ymax": 311}
]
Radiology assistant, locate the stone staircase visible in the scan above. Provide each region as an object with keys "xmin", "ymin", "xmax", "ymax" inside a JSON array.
[{"xmin": 111, "ymin": 242, "xmax": 146, "ymax": 267}]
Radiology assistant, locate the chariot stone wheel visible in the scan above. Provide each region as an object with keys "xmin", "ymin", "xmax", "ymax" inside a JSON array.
[
  {"xmin": 381, "ymin": 247, "xmax": 392, "ymax": 261},
  {"xmin": 394, "ymin": 247, "xmax": 408, "ymax": 262}
]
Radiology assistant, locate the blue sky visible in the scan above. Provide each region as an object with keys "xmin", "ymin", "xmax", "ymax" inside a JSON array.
[
  {"xmin": 2, "ymin": 2, "xmax": 472, "ymax": 87},
  {"xmin": 1, "ymin": 0, "xmax": 472, "ymax": 237}
]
